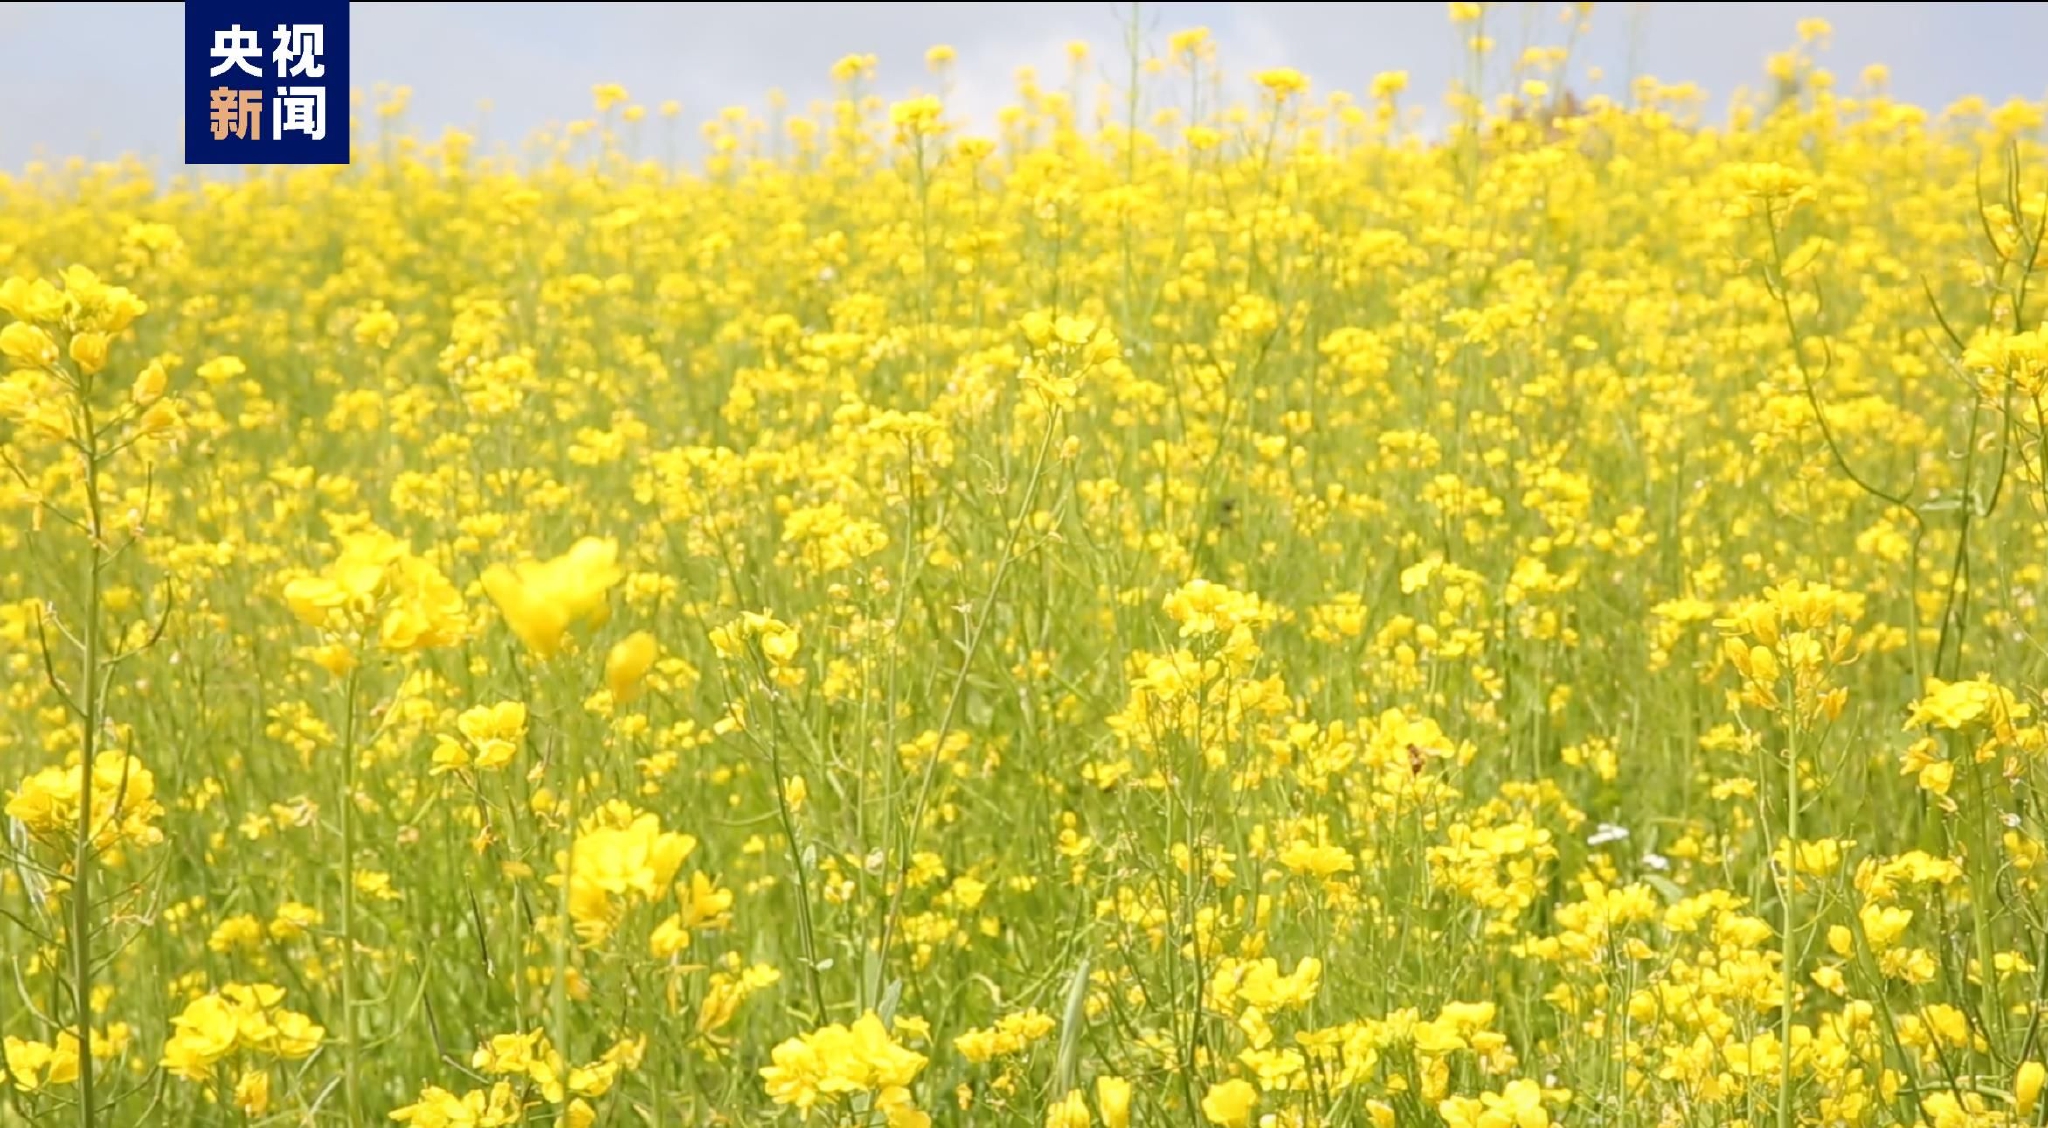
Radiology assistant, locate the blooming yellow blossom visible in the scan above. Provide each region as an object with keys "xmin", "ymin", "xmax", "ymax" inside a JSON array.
[{"xmin": 482, "ymin": 537, "xmax": 623, "ymax": 658}]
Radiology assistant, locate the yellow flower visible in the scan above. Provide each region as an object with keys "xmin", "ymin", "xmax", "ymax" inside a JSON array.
[
  {"xmin": 483, "ymin": 537, "xmax": 623, "ymax": 659},
  {"xmin": 954, "ymin": 1009, "xmax": 1057, "ymax": 1063},
  {"xmin": 67, "ymin": 330, "xmax": 108, "ymax": 374},
  {"xmin": 605, "ymin": 630, "xmax": 660, "ymax": 704},
  {"xmin": 160, "ymin": 995, "xmax": 239, "ymax": 1081},
  {"xmin": 282, "ymin": 530, "xmax": 465, "ymax": 654},
  {"xmin": 437, "ymin": 700, "xmax": 528, "ymax": 774},
  {"xmin": 233, "ymin": 1068, "xmax": 271, "ymax": 1116},
  {"xmin": 761, "ymin": 1012, "xmax": 929, "ymax": 1115},
  {"xmin": 1858, "ymin": 903, "xmax": 1913, "ymax": 949},
  {"xmin": 268, "ymin": 901, "xmax": 323, "ymax": 942},
  {"xmin": 1440, "ymin": 1079, "xmax": 1554, "ymax": 1128},
  {"xmin": 4, "ymin": 1033, "xmax": 79, "ymax": 1092},
  {"xmin": 710, "ymin": 611, "xmax": 805, "ymax": 687},
  {"xmin": 160, "ymin": 985, "xmax": 322, "ymax": 1084},
  {"xmin": 890, "ymin": 95, "xmax": 947, "ymax": 139},
  {"xmin": 1201, "ymin": 1078, "xmax": 1258, "ymax": 1127},
  {"xmin": 0, "ymin": 321, "xmax": 59, "ymax": 367},
  {"xmin": 556, "ymin": 807, "xmax": 696, "ymax": 947},
  {"xmin": 829, "ymin": 53, "xmax": 877, "ymax": 83},
  {"xmin": 1906, "ymin": 677, "xmax": 2031, "ymax": 734},
  {"xmin": 7, "ymin": 753, "xmax": 166, "ymax": 851},
  {"xmin": 1045, "ymin": 1089, "xmax": 1090, "ymax": 1128},
  {"xmin": 1254, "ymin": 68, "xmax": 1308, "ymax": 100},
  {"xmin": 1232, "ymin": 957, "xmax": 1323, "ymax": 1011},
  {"xmin": 390, "ymin": 1083, "xmax": 520, "ymax": 1127},
  {"xmin": 2018, "ymin": 1061, "xmax": 2046, "ymax": 1117},
  {"xmin": 379, "ymin": 556, "xmax": 469, "ymax": 652},
  {"xmin": 1279, "ymin": 841, "xmax": 1356, "ymax": 878},
  {"xmin": 268, "ymin": 1010, "xmax": 326, "ymax": 1060},
  {"xmin": 1096, "ymin": 1076, "xmax": 1132, "ymax": 1128},
  {"xmin": 1916, "ymin": 759, "xmax": 1955, "ymax": 798},
  {"xmin": 1727, "ymin": 161, "xmax": 1814, "ymax": 206},
  {"xmin": 0, "ymin": 276, "xmax": 66, "ymax": 323}
]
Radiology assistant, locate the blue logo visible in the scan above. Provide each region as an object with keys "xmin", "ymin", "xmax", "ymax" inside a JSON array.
[{"xmin": 184, "ymin": 1, "xmax": 350, "ymax": 165}]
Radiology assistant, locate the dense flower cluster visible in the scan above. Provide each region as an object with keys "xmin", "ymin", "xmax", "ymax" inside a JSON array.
[
  {"xmin": 760, "ymin": 1012, "xmax": 930, "ymax": 1125},
  {"xmin": 4, "ymin": 6, "xmax": 2048, "ymax": 1125}
]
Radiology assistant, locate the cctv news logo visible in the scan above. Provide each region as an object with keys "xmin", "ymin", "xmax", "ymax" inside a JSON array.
[{"xmin": 184, "ymin": 1, "xmax": 350, "ymax": 164}]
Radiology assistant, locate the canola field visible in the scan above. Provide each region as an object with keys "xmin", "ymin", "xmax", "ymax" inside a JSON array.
[{"xmin": 6, "ymin": 14, "xmax": 2048, "ymax": 1128}]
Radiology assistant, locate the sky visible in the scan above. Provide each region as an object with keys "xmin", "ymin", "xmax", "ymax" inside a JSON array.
[{"xmin": 1, "ymin": 2, "xmax": 2045, "ymax": 171}]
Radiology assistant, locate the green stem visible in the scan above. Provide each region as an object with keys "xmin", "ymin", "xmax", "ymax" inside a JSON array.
[
  {"xmin": 554, "ymin": 698, "xmax": 582, "ymax": 1066},
  {"xmin": 501, "ymin": 771, "xmax": 531, "ymax": 1028},
  {"xmin": 764, "ymin": 729, "xmax": 828, "ymax": 1023},
  {"xmin": 1965, "ymin": 735, "xmax": 2002, "ymax": 1051},
  {"xmin": 1779, "ymin": 712, "xmax": 1798, "ymax": 1128},
  {"xmin": 72, "ymin": 423, "xmax": 102, "ymax": 1128},
  {"xmin": 340, "ymin": 667, "xmax": 362, "ymax": 1126},
  {"xmin": 875, "ymin": 409, "xmax": 1063, "ymax": 970}
]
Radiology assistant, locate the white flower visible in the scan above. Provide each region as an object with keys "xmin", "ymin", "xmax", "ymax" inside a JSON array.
[{"xmin": 1587, "ymin": 822, "xmax": 1630, "ymax": 846}]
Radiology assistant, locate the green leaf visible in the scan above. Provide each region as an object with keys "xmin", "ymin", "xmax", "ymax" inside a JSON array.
[{"xmin": 1052, "ymin": 957, "xmax": 1092, "ymax": 1099}]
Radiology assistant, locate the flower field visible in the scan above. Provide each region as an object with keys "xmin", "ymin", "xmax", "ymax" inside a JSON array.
[{"xmin": 5, "ymin": 12, "xmax": 2048, "ymax": 1127}]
